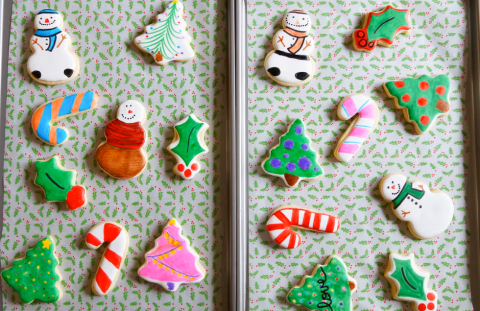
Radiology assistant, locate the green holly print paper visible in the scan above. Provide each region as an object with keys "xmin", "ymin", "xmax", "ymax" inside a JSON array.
[
  {"xmin": 384, "ymin": 74, "xmax": 451, "ymax": 134},
  {"xmin": 1, "ymin": 237, "xmax": 62, "ymax": 304},
  {"xmin": 248, "ymin": 1, "xmax": 472, "ymax": 310},
  {"xmin": 1, "ymin": 0, "xmax": 227, "ymax": 309}
]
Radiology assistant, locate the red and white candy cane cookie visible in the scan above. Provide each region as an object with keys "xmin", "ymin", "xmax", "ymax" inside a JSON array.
[
  {"xmin": 266, "ymin": 205, "xmax": 340, "ymax": 249},
  {"xmin": 85, "ymin": 222, "xmax": 129, "ymax": 295}
]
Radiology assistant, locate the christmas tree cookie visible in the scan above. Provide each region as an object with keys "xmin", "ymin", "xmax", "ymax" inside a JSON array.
[
  {"xmin": 286, "ymin": 255, "xmax": 357, "ymax": 310},
  {"xmin": 134, "ymin": 0, "xmax": 194, "ymax": 65},
  {"xmin": 353, "ymin": 5, "xmax": 411, "ymax": 53},
  {"xmin": 385, "ymin": 253, "xmax": 438, "ymax": 311},
  {"xmin": 34, "ymin": 156, "xmax": 87, "ymax": 210},
  {"xmin": 384, "ymin": 75, "xmax": 451, "ymax": 134},
  {"xmin": 167, "ymin": 114, "xmax": 209, "ymax": 180},
  {"xmin": 138, "ymin": 219, "xmax": 206, "ymax": 291},
  {"xmin": 262, "ymin": 119, "xmax": 323, "ymax": 187},
  {"xmin": 1, "ymin": 237, "xmax": 63, "ymax": 304}
]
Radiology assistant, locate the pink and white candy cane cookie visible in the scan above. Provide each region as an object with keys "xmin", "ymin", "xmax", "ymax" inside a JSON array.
[
  {"xmin": 334, "ymin": 94, "xmax": 379, "ymax": 163},
  {"xmin": 266, "ymin": 205, "xmax": 340, "ymax": 249},
  {"xmin": 85, "ymin": 222, "xmax": 129, "ymax": 296}
]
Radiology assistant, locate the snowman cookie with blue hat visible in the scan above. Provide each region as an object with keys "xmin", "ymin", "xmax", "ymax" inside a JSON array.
[
  {"xmin": 27, "ymin": 9, "xmax": 79, "ymax": 85},
  {"xmin": 265, "ymin": 9, "xmax": 315, "ymax": 86},
  {"xmin": 379, "ymin": 173, "xmax": 454, "ymax": 239}
]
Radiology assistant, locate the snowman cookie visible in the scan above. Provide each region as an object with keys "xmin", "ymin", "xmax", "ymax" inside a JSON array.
[
  {"xmin": 95, "ymin": 100, "xmax": 147, "ymax": 179},
  {"xmin": 379, "ymin": 173, "xmax": 454, "ymax": 239},
  {"xmin": 265, "ymin": 9, "xmax": 315, "ymax": 86},
  {"xmin": 27, "ymin": 9, "xmax": 79, "ymax": 85}
]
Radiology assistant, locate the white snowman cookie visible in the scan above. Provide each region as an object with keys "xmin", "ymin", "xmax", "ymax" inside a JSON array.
[
  {"xmin": 264, "ymin": 10, "xmax": 315, "ymax": 86},
  {"xmin": 27, "ymin": 9, "xmax": 79, "ymax": 85},
  {"xmin": 379, "ymin": 173, "xmax": 454, "ymax": 239}
]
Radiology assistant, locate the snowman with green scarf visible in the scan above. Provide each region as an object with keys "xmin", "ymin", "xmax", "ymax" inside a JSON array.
[
  {"xmin": 27, "ymin": 9, "xmax": 78, "ymax": 84},
  {"xmin": 380, "ymin": 173, "xmax": 454, "ymax": 239}
]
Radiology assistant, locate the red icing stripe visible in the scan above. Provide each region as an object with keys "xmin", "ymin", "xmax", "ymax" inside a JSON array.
[
  {"xmin": 291, "ymin": 208, "xmax": 299, "ymax": 225},
  {"xmin": 313, "ymin": 213, "xmax": 321, "ymax": 230},
  {"xmin": 96, "ymin": 267, "xmax": 112, "ymax": 294},
  {"xmin": 302, "ymin": 209, "xmax": 311, "ymax": 227},
  {"xmin": 273, "ymin": 210, "xmax": 292, "ymax": 226},
  {"xmin": 266, "ymin": 223, "xmax": 288, "ymax": 231},
  {"xmin": 287, "ymin": 231, "xmax": 297, "ymax": 249},
  {"xmin": 325, "ymin": 216, "xmax": 336, "ymax": 233},
  {"xmin": 103, "ymin": 223, "xmax": 122, "ymax": 243},
  {"xmin": 86, "ymin": 233, "xmax": 101, "ymax": 247},
  {"xmin": 104, "ymin": 248, "xmax": 122, "ymax": 269},
  {"xmin": 274, "ymin": 228, "xmax": 292, "ymax": 246}
]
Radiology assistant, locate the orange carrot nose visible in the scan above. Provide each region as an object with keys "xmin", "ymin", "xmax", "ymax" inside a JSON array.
[
  {"xmin": 391, "ymin": 185, "xmax": 396, "ymax": 190},
  {"xmin": 128, "ymin": 110, "xmax": 133, "ymax": 113},
  {"xmin": 45, "ymin": 18, "xmax": 50, "ymax": 23},
  {"xmin": 295, "ymin": 20, "xmax": 300, "ymax": 25}
]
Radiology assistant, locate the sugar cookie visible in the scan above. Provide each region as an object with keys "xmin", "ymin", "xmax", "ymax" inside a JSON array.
[
  {"xmin": 379, "ymin": 173, "xmax": 454, "ymax": 239},
  {"xmin": 167, "ymin": 114, "xmax": 209, "ymax": 180},
  {"xmin": 262, "ymin": 118, "xmax": 323, "ymax": 187},
  {"xmin": 266, "ymin": 205, "xmax": 340, "ymax": 249},
  {"xmin": 28, "ymin": 9, "xmax": 79, "ymax": 84},
  {"xmin": 95, "ymin": 100, "xmax": 147, "ymax": 179},
  {"xmin": 286, "ymin": 255, "xmax": 357, "ymax": 310},
  {"xmin": 85, "ymin": 222, "xmax": 129, "ymax": 296},
  {"xmin": 385, "ymin": 253, "xmax": 438, "ymax": 311},
  {"xmin": 383, "ymin": 74, "xmax": 451, "ymax": 134},
  {"xmin": 0, "ymin": 237, "xmax": 63, "ymax": 303},
  {"xmin": 264, "ymin": 9, "xmax": 315, "ymax": 86},
  {"xmin": 353, "ymin": 5, "xmax": 411, "ymax": 53},
  {"xmin": 138, "ymin": 219, "xmax": 206, "ymax": 291},
  {"xmin": 334, "ymin": 94, "xmax": 379, "ymax": 163}
]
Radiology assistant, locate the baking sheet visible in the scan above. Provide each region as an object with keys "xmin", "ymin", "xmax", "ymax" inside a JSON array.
[
  {"xmin": 1, "ymin": 0, "xmax": 229, "ymax": 309},
  {"xmin": 247, "ymin": 1, "xmax": 474, "ymax": 310}
]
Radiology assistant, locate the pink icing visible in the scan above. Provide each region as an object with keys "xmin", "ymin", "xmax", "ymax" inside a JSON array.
[
  {"xmin": 338, "ymin": 143, "xmax": 360, "ymax": 154},
  {"xmin": 342, "ymin": 97, "xmax": 357, "ymax": 117},
  {"xmin": 358, "ymin": 104, "xmax": 376, "ymax": 119},
  {"xmin": 349, "ymin": 126, "xmax": 370, "ymax": 138}
]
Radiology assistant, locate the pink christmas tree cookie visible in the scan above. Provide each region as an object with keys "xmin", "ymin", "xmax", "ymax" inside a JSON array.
[{"xmin": 138, "ymin": 219, "xmax": 205, "ymax": 291}]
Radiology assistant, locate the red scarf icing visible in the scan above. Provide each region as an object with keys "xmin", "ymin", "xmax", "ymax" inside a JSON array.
[
  {"xmin": 284, "ymin": 28, "xmax": 308, "ymax": 54},
  {"xmin": 105, "ymin": 119, "xmax": 146, "ymax": 149}
]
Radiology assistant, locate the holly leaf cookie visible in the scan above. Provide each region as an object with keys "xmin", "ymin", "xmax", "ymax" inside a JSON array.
[
  {"xmin": 384, "ymin": 74, "xmax": 451, "ymax": 134},
  {"xmin": 1, "ymin": 237, "xmax": 63, "ymax": 304},
  {"xmin": 353, "ymin": 5, "xmax": 411, "ymax": 52},
  {"xmin": 34, "ymin": 156, "xmax": 87, "ymax": 210}
]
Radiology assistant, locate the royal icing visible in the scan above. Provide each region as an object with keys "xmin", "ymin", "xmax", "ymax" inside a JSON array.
[
  {"xmin": 0, "ymin": 237, "xmax": 63, "ymax": 304},
  {"xmin": 384, "ymin": 74, "xmax": 451, "ymax": 134},
  {"xmin": 379, "ymin": 173, "xmax": 454, "ymax": 239},
  {"xmin": 34, "ymin": 156, "xmax": 87, "ymax": 211},
  {"xmin": 265, "ymin": 9, "xmax": 315, "ymax": 86},
  {"xmin": 85, "ymin": 222, "xmax": 129, "ymax": 296},
  {"xmin": 138, "ymin": 219, "xmax": 206, "ymax": 292},
  {"xmin": 287, "ymin": 255, "xmax": 357, "ymax": 311},
  {"xmin": 135, "ymin": 0, "xmax": 194, "ymax": 66},
  {"xmin": 167, "ymin": 114, "xmax": 209, "ymax": 180},
  {"xmin": 385, "ymin": 253, "xmax": 438, "ymax": 311},
  {"xmin": 335, "ymin": 94, "xmax": 379, "ymax": 163},
  {"xmin": 266, "ymin": 205, "xmax": 340, "ymax": 249},
  {"xmin": 262, "ymin": 118, "xmax": 324, "ymax": 187},
  {"xmin": 353, "ymin": 6, "xmax": 411, "ymax": 52},
  {"xmin": 31, "ymin": 91, "xmax": 99, "ymax": 146},
  {"xmin": 27, "ymin": 9, "xmax": 79, "ymax": 84},
  {"xmin": 95, "ymin": 100, "xmax": 147, "ymax": 179}
]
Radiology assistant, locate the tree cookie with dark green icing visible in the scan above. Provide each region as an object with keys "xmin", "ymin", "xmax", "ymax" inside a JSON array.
[
  {"xmin": 261, "ymin": 118, "xmax": 324, "ymax": 187},
  {"xmin": 286, "ymin": 255, "xmax": 357, "ymax": 311},
  {"xmin": 384, "ymin": 74, "xmax": 451, "ymax": 134},
  {"xmin": 1, "ymin": 237, "xmax": 63, "ymax": 304}
]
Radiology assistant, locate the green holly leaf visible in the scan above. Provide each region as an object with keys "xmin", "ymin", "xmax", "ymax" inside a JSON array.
[
  {"xmin": 35, "ymin": 156, "xmax": 75, "ymax": 202},
  {"xmin": 169, "ymin": 115, "xmax": 208, "ymax": 167},
  {"xmin": 386, "ymin": 253, "xmax": 428, "ymax": 301}
]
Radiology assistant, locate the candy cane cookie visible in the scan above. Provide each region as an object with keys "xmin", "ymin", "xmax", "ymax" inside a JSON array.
[
  {"xmin": 32, "ymin": 91, "xmax": 99, "ymax": 146},
  {"xmin": 334, "ymin": 94, "xmax": 379, "ymax": 163},
  {"xmin": 266, "ymin": 205, "xmax": 340, "ymax": 249},
  {"xmin": 85, "ymin": 222, "xmax": 129, "ymax": 296}
]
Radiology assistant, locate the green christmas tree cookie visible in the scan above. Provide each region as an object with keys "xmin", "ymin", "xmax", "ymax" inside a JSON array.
[
  {"xmin": 1, "ymin": 237, "xmax": 63, "ymax": 304},
  {"xmin": 34, "ymin": 156, "xmax": 87, "ymax": 210},
  {"xmin": 385, "ymin": 253, "xmax": 437, "ymax": 311},
  {"xmin": 261, "ymin": 119, "xmax": 323, "ymax": 187},
  {"xmin": 286, "ymin": 255, "xmax": 357, "ymax": 311},
  {"xmin": 384, "ymin": 74, "xmax": 451, "ymax": 134}
]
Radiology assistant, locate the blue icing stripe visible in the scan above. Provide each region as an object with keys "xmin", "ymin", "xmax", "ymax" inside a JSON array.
[
  {"xmin": 358, "ymin": 99, "xmax": 370, "ymax": 111},
  {"xmin": 56, "ymin": 127, "xmax": 68, "ymax": 144},
  {"xmin": 341, "ymin": 104, "xmax": 349, "ymax": 117},
  {"xmin": 355, "ymin": 124, "xmax": 372, "ymax": 128},
  {"xmin": 37, "ymin": 102, "xmax": 52, "ymax": 142},
  {"xmin": 343, "ymin": 141, "xmax": 361, "ymax": 144},
  {"xmin": 58, "ymin": 94, "xmax": 76, "ymax": 117},
  {"xmin": 79, "ymin": 91, "xmax": 95, "ymax": 111}
]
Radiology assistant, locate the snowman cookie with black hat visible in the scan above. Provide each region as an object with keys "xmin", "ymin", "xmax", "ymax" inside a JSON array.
[
  {"xmin": 265, "ymin": 9, "xmax": 315, "ymax": 86},
  {"xmin": 27, "ymin": 9, "xmax": 79, "ymax": 85},
  {"xmin": 379, "ymin": 173, "xmax": 454, "ymax": 239}
]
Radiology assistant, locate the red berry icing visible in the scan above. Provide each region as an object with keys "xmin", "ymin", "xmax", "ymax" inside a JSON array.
[
  {"xmin": 184, "ymin": 169, "xmax": 192, "ymax": 178},
  {"xmin": 65, "ymin": 185, "xmax": 86, "ymax": 210},
  {"xmin": 402, "ymin": 94, "xmax": 411, "ymax": 102},
  {"xmin": 394, "ymin": 81, "xmax": 405, "ymax": 88},
  {"xmin": 418, "ymin": 303, "xmax": 426, "ymax": 311},
  {"xmin": 191, "ymin": 163, "xmax": 198, "ymax": 171},
  {"xmin": 427, "ymin": 302, "xmax": 435, "ymax": 310},
  {"xmin": 436, "ymin": 86, "xmax": 446, "ymax": 95},
  {"xmin": 427, "ymin": 292, "xmax": 436, "ymax": 301},
  {"xmin": 419, "ymin": 81, "xmax": 429, "ymax": 91},
  {"xmin": 417, "ymin": 97, "xmax": 427, "ymax": 107},
  {"xmin": 420, "ymin": 115, "xmax": 430, "ymax": 125},
  {"xmin": 177, "ymin": 164, "xmax": 185, "ymax": 172}
]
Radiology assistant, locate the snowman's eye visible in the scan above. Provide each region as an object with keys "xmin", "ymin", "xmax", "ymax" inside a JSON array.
[
  {"xmin": 387, "ymin": 186, "xmax": 390, "ymax": 189},
  {"xmin": 391, "ymin": 181, "xmax": 394, "ymax": 183}
]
